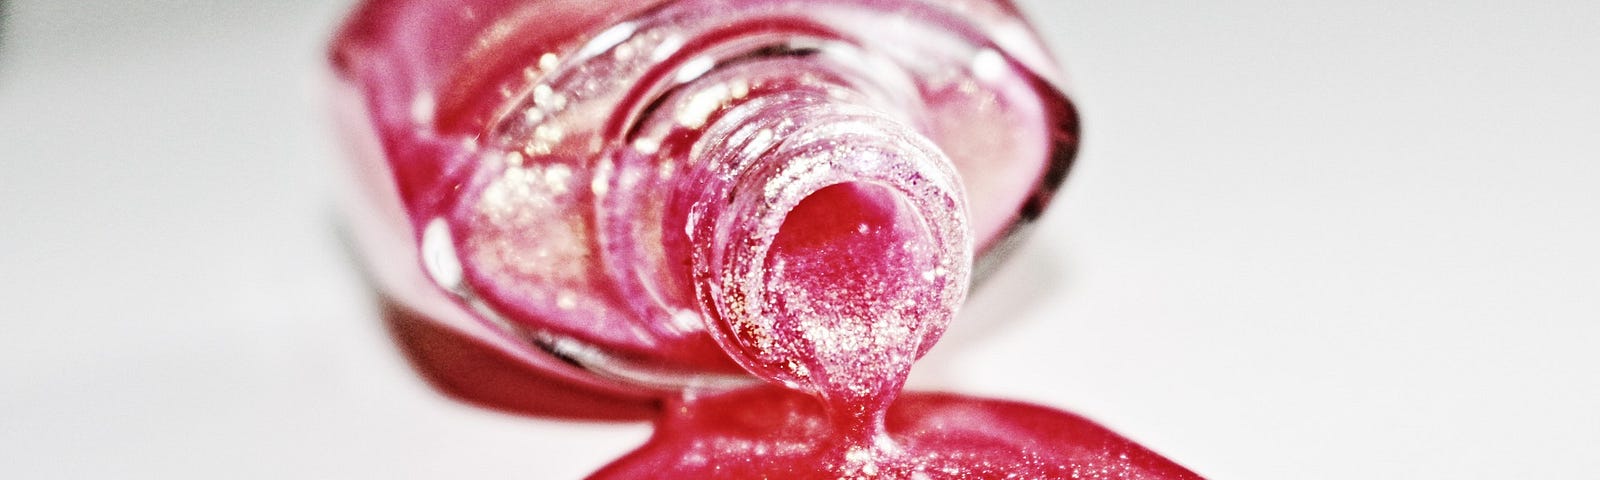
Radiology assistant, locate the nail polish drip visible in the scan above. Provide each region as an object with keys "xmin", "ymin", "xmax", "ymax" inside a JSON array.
[{"xmin": 760, "ymin": 182, "xmax": 939, "ymax": 441}]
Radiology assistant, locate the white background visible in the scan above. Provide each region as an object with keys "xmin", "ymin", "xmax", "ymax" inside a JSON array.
[{"xmin": 2, "ymin": 0, "xmax": 1597, "ymax": 478}]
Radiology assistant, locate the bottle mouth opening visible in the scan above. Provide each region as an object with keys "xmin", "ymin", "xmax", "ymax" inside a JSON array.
[
  {"xmin": 758, "ymin": 181, "xmax": 938, "ymax": 402},
  {"xmin": 690, "ymin": 111, "xmax": 975, "ymax": 389}
]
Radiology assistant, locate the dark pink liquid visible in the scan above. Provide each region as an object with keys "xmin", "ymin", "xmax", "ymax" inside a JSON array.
[
  {"xmin": 600, "ymin": 185, "xmax": 1200, "ymax": 478},
  {"xmin": 594, "ymin": 387, "xmax": 1199, "ymax": 479}
]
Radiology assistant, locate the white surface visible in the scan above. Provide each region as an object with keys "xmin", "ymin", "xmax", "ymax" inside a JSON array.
[{"xmin": 2, "ymin": 0, "xmax": 1597, "ymax": 478}]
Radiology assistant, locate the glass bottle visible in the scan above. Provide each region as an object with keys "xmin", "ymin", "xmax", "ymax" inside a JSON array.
[{"xmin": 330, "ymin": 0, "xmax": 1078, "ymax": 414}]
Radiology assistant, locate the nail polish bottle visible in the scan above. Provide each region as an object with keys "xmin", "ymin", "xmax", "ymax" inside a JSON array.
[{"xmin": 331, "ymin": 0, "xmax": 1076, "ymax": 417}]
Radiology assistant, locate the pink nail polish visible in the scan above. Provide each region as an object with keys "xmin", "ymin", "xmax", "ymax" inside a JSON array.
[{"xmin": 331, "ymin": 0, "xmax": 1198, "ymax": 477}]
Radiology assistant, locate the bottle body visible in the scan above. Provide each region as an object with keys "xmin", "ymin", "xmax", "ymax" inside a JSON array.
[{"xmin": 331, "ymin": 0, "xmax": 1078, "ymax": 408}]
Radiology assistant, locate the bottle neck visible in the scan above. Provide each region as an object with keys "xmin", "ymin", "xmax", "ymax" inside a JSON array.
[
  {"xmin": 682, "ymin": 75, "xmax": 974, "ymax": 390},
  {"xmin": 561, "ymin": 24, "xmax": 981, "ymax": 385}
]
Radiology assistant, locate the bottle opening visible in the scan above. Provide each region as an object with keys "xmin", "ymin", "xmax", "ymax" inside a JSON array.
[
  {"xmin": 690, "ymin": 115, "xmax": 975, "ymax": 406},
  {"xmin": 761, "ymin": 182, "xmax": 939, "ymax": 410}
]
